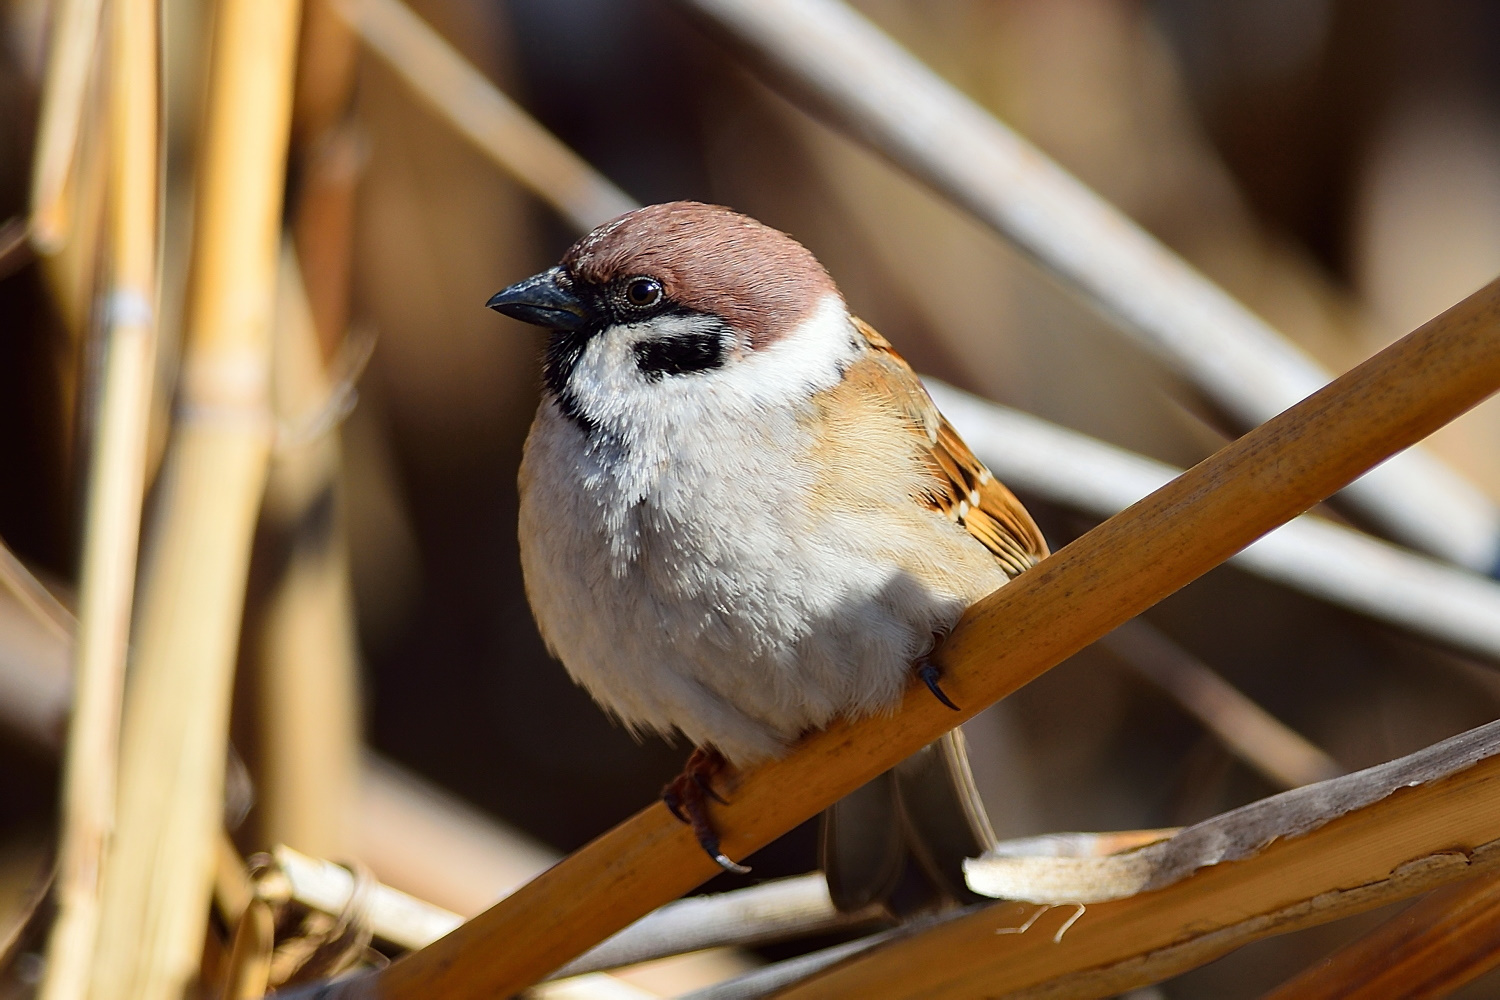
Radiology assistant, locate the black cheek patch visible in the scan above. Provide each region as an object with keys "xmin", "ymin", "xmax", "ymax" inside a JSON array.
[{"xmin": 633, "ymin": 330, "xmax": 727, "ymax": 380}]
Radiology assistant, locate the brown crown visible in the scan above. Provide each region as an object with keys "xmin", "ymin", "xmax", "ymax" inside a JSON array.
[{"xmin": 561, "ymin": 201, "xmax": 840, "ymax": 348}]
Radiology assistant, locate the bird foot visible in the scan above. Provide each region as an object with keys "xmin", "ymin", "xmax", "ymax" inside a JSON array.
[
  {"xmin": 916, "ymin": 656, "xmax": 961, "ymax": 711},
  {"xmin": 662, "ymin": 747, "xmax": 750, "ymax": 874}
]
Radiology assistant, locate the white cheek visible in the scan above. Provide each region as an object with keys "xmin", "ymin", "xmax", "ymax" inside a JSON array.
[
  {"xmin": 563, "ymin": 292, "xmax": 858, "ymax": 439},
  {"xmin": 729, "ymin": 294, "xmax": 861, "ymax": 405}
]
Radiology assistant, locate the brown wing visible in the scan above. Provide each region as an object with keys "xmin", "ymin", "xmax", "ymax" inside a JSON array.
[{"xmin": 851, "ymin": 317, "xmax": 1048, "ymax": 578}]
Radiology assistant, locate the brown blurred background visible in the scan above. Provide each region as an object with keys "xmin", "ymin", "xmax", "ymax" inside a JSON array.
[{"xmin": 3, "ymin": 1, "xmax": 1500, "ymax": 996}]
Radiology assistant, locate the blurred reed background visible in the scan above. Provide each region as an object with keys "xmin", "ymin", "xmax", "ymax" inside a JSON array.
[{"xmin": 2, "ymin": 1, "xmax": 1500, "ymax": 997}]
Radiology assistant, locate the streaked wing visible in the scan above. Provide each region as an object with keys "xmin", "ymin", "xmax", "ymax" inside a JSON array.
[{"xmin": 852, "ymin": 317, "xmax": 1049, "ymax": 577}]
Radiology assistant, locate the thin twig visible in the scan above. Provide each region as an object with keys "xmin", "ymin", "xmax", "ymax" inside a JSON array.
[
  {"xmin": 671, "ymin": 0, "xmax": 1500, "ymax": 572},
  {"xmin": 335, "ymin": 0, "xmax": 636, "ymax": 233},
  {"xmin": 0, "ymin": 216, "xmax": 33, "ymax": 278},
  {"xmin": 0, "ymin": 534, "xmax": 74, "ymax": 643},
  {"xmin": 28, "ymin": 0, "xmax": 106, "ymax": 250},
  {"xmin": 1101, "ymin": 620, "xmax": 1343, "ymax": 790}
]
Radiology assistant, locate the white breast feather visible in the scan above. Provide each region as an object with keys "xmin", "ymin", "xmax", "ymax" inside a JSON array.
[{"xmin": 518, "ymin": 295, "xmax": 1009, "ymax": 764}]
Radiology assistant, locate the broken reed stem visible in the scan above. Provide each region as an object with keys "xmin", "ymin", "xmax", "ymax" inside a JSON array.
[
  {"xmin": 336, "ymin": 0, "xmax": 636, "ymax": 232},
  {"xmin": 28, "ymin": 0, "xmax": 105, "ymax": 250},
  {"xmin": 672, "ymin": 0, "xmax": 1500, "ymax": 572},
  {"xmin": 1262, "ymin": 872, "xmax": 1500, "ymax": 1000},
  {"xmin": 37, "ymin": 0, "xmax": 160, "ymax": 995},
  {"xmin": 783, "ymin": 726, "xmax": 1500, "ymax": 998},
  {"xmin": 83, "ymin": 0, "xmax": 303, "ymax": 994},
  {"xmin": 371, "ymin": 288, "xmax": 1500, "ymax": 995}
]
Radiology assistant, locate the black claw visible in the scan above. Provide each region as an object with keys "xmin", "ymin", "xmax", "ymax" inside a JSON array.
[
  {"xmin": 918, "ymin": 660, "xmax": 961, "ymax": 711},
  {"xmin": 694, "ymin": 827, "xmax": 751, "ymax": 874},
  {"xmin": 663, "ymin": 791, "xmax": 688, "ymax": 825},
  {"xmin": 693, "ymin": 771, "xmax": 729, "ymax": 805},
  {"xmin": 662, "ymin": 747, "xmax": 751, "ymax": 873},
  {"xmin": 682, "ymin": 821, "xmax": 748, "ymax": 873}
]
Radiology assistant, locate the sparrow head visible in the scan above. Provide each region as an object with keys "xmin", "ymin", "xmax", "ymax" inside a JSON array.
[{"xmin": 488, "ymin": 202, "xmax": 854, "ymax": 434}]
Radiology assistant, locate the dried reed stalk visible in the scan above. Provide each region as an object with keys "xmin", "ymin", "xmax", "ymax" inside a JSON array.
[
  {"xmin": 222, "ymin": 900, "xmax": 275, "ymax": 1000},
  {"xmin": 37, "ymin": 0, "xmax": 160, "ymax": 994},
  {"xmin": 673, "ymin": 0, "xmax": 1500, "ymax": 572},
  {"xmin": 291, "ymin": 0, "xmax": 362, "ymax": 357},
  {"xmin": 1262, "ymin": 872, "xmax": 1500, "ymax": 999},
  {"xmin": 780, "ymin": 722, "xmax": 1500, "ymax": 998},
  {"xmin": 247, "ymin": 0, "xmax": 367, "ymax": 858},
  {"xmin": 367, "ymin": 265, "xmax": 1500, "ymax": 997},
  {"xmin": 271, "ymin": 843, "xmax": 863, "ymax": 974},
  {"xmin": 28, "ymin": 0, "xmax": 105, "ymax": 250},
  {"xmin": 83, "ymin": 0, "xmax": 303, "ymax": 993},
  {"xmin": 336, "ymin": 0, "xmax": 636, "ymax": 232},
  {"xmin": 254, "ymin": 249, "xmax": 361, "ymax": 858}
]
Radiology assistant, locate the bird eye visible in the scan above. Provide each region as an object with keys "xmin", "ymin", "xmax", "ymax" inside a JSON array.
[{"xmin": 624, "ymin": 277, "xmax": 663, "ymax": 309}]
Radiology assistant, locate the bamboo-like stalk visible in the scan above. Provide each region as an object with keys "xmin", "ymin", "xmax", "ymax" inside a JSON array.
[
  {"xmin": 222, "ymin": 900, "xmax": 275, "ymax": 1000},
  {"xmin": 335, "ymin": 0, "xmax": 636, "ymax": 232},
  {"xmin": 248, "ymin": 0, "xmax": 367, "ymax": 857},
  {"xmin": 252, "ymin": 247, "xmax": 361, "ymax": 859},
  {"xmin": 28, "ymin": 0, "xmax": 106, "ymax": 250},
  {"xmin": 83, "ymin": 0, "xmax": 303, "ymax": 994},
  {"xmin": 37, "ymin": 0, "xmax": 160, "ymax": 995},
  {"xmin": 672, "ymin": 0, "xmax": 1500, "ymax": 572},
  {"xmin": 366, "ymin": 274, "xmax": 1500, "ymax": 994},
  {"xmin": 1261, "ymin": 872, "xmax": 1500, "ymax": 999}
]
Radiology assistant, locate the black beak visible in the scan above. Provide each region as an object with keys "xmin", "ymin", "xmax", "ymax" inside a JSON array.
[{"xmin": 486, "ymin": 267, "xmax": 590, "ymax": 331}]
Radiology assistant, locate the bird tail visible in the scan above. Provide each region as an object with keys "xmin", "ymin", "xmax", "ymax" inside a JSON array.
[{"xmin": 820, "ymin": 728, "xmax": 997, "ymax": 915}]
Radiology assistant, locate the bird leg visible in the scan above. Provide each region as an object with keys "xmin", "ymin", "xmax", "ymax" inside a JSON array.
[
  {"xmin": 916, "ymin": 632, "xmax": 961, "ymax": 711},
  {"xmin": 662, "ymin": 746, "xmax": 751, "ymax": 874}
]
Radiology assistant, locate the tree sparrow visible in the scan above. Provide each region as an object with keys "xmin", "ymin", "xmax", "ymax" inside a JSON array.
[{"xmin": 488, "ymin": 202, "xmax": 1047, "ymax": 896}]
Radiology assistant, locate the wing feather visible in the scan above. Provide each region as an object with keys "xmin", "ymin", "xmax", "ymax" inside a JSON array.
[{"xmin": 851, "ymin": 317, "xmax": 1048, "ymax": 576}]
